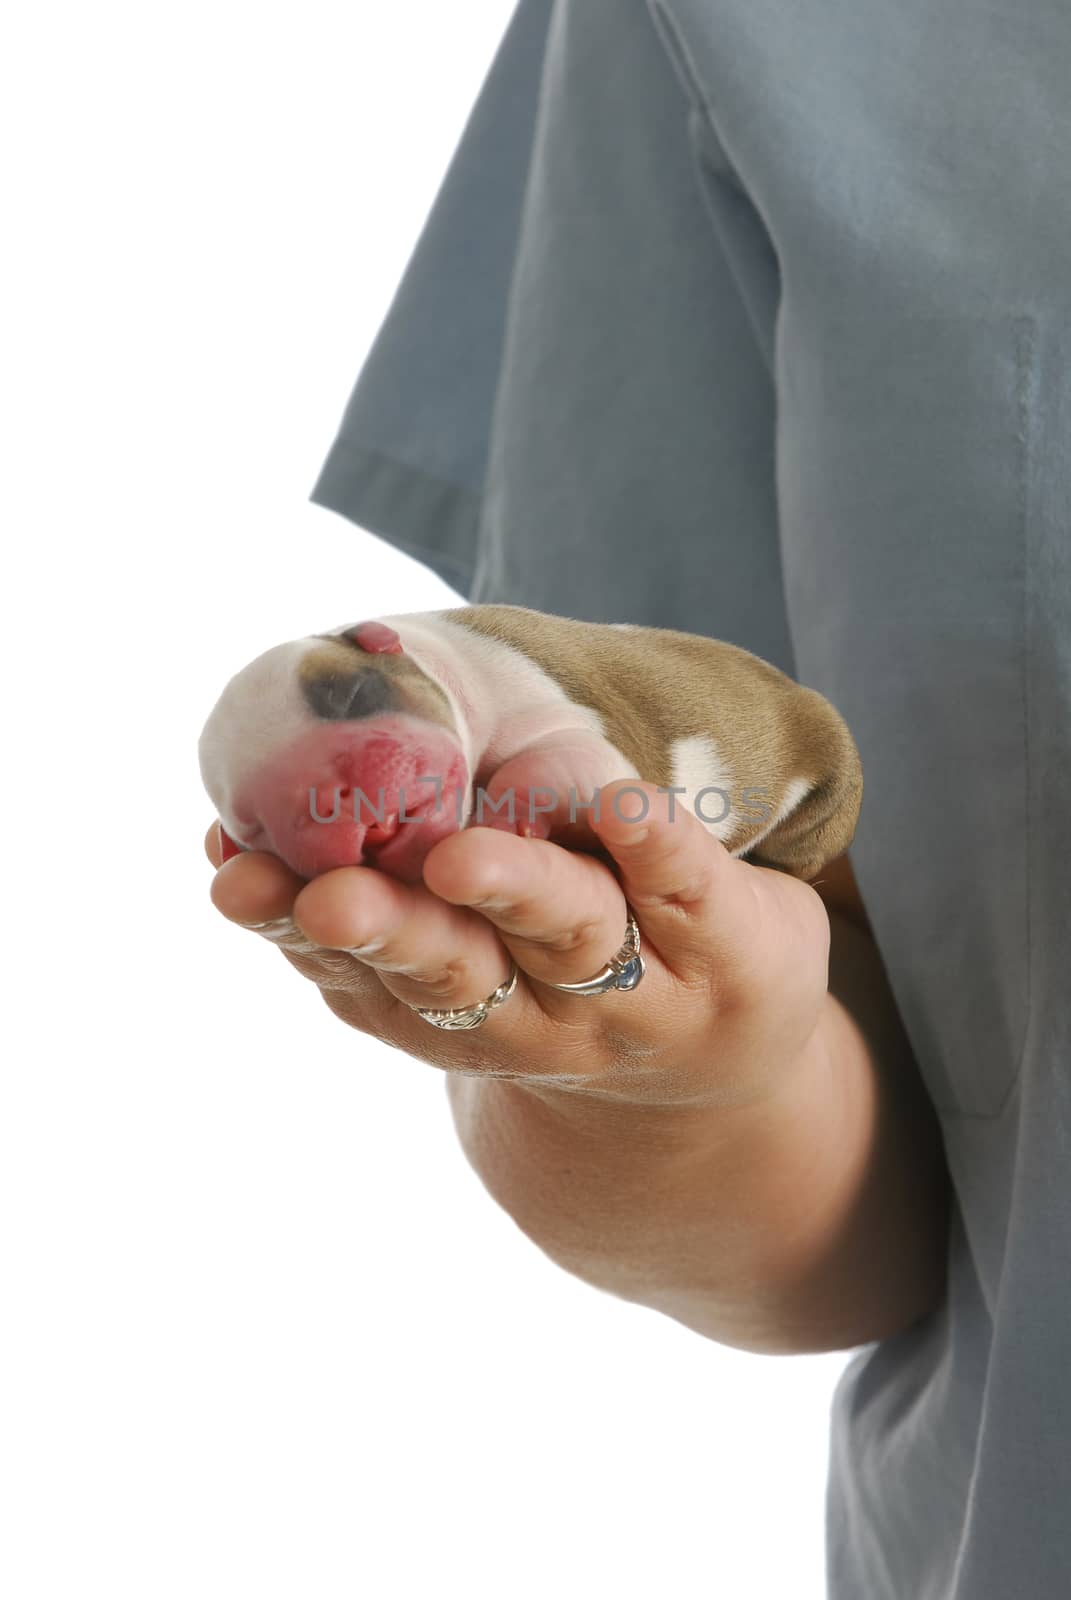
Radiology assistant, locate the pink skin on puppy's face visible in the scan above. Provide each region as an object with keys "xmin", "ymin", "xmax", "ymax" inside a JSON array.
[
  {"xmin": 202, "ymin": 621, "xmax": 620, "ymax": 886},
  {"xmin": 226, "ymin": 715, "xmax": 469, "ymax": 883}
]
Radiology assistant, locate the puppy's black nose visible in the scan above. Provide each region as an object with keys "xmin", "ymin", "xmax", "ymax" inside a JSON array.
[{"xmin": 302, "ymin": 666, "xmax": 399, "ymax": 722}]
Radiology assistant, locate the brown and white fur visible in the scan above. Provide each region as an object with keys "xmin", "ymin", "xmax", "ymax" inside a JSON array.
[{"xmin": 199, "ymin": 604, "xmax": 862, "ymax": 884}]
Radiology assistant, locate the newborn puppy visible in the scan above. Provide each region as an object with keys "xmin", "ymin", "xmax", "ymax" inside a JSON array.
[{"xmin": 199, "ymin": 604, "xmax": 862, "ymax": 884}]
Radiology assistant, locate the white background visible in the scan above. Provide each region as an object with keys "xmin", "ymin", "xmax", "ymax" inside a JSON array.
[{"xmin": 2, "ymin": 3, "xmax": 851, "ymax": 1595}]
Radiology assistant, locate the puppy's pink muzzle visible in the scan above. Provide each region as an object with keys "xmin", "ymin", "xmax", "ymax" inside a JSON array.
[{"xmin": 229, "ymin": 715, "xmax": 468, "ymax": 882}]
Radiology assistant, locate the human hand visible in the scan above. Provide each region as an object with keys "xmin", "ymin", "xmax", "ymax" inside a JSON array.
[{"xmin": 206, "ymin": 780, "xmax": 833, "ymax": 1111}]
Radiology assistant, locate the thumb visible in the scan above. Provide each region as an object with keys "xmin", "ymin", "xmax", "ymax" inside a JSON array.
[{"xmin": 589, "ymin": 781, "xmax": 829, "ymax": 1005}]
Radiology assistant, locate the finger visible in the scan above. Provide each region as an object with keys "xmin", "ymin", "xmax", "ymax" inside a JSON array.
[
  {"xmin": 208, "ymin": 849, "xmax": 416, "ymax": 1029},
  {"xmin": 207, "ymin": 847, "xmax": 558, "ymax": 1065},
  {"xmin": 208, "ymin": 843, "xmax": 552, "ymax": 1042},
  {"xmin": 422, "ymin": 825, "xmax": 645, "ymax": 1009},
  {"xmin": 585, "ymin": 781, "xmax": 773, "ymax": 991},
  {"xmin": 290, "ymin": 863, "xmax": 550, "ymax": 1029},
  {"xmin": 209, "ymin": 849, "xmax": 318, "ymax": 949}
]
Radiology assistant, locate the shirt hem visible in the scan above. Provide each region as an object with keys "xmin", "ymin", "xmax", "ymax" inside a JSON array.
[{"xmin": 309, "ymin": 436, "xmax": 480, "ymax": 596}]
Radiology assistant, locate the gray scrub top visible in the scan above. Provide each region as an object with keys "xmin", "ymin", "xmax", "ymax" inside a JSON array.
[{"xmin": 310, "ymin": 3, "xmax": 1071, "ymax": 1594}]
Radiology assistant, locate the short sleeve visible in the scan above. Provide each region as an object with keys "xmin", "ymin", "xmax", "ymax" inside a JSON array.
[{"xmin": 309, "ymin": 0, "xmax": 555, "ymax": 595}]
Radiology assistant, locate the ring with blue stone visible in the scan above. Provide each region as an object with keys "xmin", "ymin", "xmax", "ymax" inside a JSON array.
[{"xmin": 543, "ymin": 909, "xmax": 645, "ymax": 998}]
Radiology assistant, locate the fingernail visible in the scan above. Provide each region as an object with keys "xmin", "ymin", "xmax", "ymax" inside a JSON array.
[
  {"xmin": 247, "ymin": 915, "xmax": 297, "ymax": 937},
  {"xmin": 604, "ymin": 788, "xmax": 651, "ymax": 842},
  {"xmin": 617, "ymin": 826, "xmax": 649, "ymax": 845},
  {"xmin": 470, "ymin": 892, "xmax": 512, "ymax": 912}
]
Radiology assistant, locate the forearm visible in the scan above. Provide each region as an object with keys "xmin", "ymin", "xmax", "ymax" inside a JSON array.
[{"xmin": 446, "ymin": 912, "xmax": 949, "ymax": 1355}]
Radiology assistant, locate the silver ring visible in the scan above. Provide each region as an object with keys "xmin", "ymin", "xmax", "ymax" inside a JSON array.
[
  {"xmin": 543, "ymin": 908, "xmax": 645, "ymax": 997},
  {"xmin": 413, "ymin": 962, "xmax": 519, "ymax": 1030}
]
